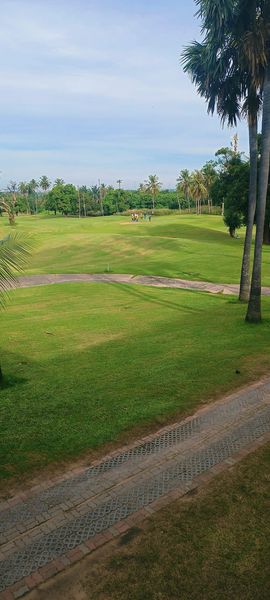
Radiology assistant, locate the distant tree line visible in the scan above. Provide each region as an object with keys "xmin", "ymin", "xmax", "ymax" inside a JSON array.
[{"xmin": 1, "ymin": 141, "xmax": 270, "ymax": 244}]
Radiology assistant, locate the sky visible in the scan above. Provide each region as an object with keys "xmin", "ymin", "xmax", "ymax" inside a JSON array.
[{"xmin": 0, "ymin": 0, "xmax": 249, "ymax": 189}]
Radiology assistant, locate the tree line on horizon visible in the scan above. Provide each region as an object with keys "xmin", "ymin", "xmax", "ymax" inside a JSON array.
[{"xmin": 1, "ymin": 141, "xmax": 268, "ymax": 237}]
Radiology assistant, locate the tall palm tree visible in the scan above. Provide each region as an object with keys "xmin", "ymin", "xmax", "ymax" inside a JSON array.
[
  {"xmin": 246, "ymin": 62, "xmax": 270, "ymax": 321},
  {"xmin": 244, "ymin": 1, "xmax": 270, "ymax": 320},
  {"xmin": 0, "ymin": 233, "xmax": 33, "ymax": 382},
  {"xmin": 182, "ymin": 0, "xmax": 267, "ymax": 309},
  {"xmin": 138, "ymin": 183, "xmax": 146, "ymax": 193},
  {"xmin": 99, "ymin": 183, "xmax": 108, "ymax": 216},
  {"xmin": 39, "ymin": 176, "xmax": 51, "ymax": 193},
  {"xmin": 54, "ymin": 178, "xmax": 64, "ymax": 187},
  {"xmin": 201, "ymin": 162, "xmax": 216, "ymax": 213},
  {"xmin": 239, "ymin": 88, "xmax": 261, "ymax": 301},
  {"xmin": 190, "ymin": 170, "xmax": 207, "ymax": 214},
  {"xmin": 27, "ymin": 179, "xmax": 39, "ymax": 214},
  {"xmin": 28, "ymin": 179, "xmax": 39, "ymax": 195},
  {"xmin": 18, "ymin": 181, "xmax": 30, "ymax": 214},
  {"xmin": 144, "ymin": 175, "xmax": 162, "ymax": 210},
  {"xmin": 177, "ymin": 169, "xmax": 192, "ymax": 212}
]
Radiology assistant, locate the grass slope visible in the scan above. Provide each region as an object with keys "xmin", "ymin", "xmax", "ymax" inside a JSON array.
[
  {"xmin": 1, "ymin": 214, "xmax": 270, "ymax": 284},
  {"xmin": 1, "ymin": 282, "xmax": 270, "ymax": 480}
]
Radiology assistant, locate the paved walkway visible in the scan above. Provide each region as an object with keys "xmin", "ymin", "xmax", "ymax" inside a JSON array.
[
  {"xmin": 1, "ymin": 379, "xmax": 270, "ymax": 598},
  {"xmin": 16, "ymin": 272, "xmax": 270, "ymax": 295}
]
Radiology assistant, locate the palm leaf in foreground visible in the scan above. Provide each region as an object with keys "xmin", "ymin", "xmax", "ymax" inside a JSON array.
[{"xmin": 0, "ymin": 232, "xmax": 34, "ymax": 309}]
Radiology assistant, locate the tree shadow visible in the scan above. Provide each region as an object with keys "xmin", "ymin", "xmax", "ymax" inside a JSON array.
[
  {"xmin": 110, "ymin": 282, "xmax": 204, "ymax": 313},
  {"xmin": 0, "ymin": 373, "xmax": 28, "ymax": 390},
  {"xmin": 145, "ymin": 221, "xmax": 237, "ymax": 245}
]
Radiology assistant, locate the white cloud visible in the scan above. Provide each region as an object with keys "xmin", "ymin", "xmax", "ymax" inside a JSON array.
[{"xmin": 0, "ymin": 0, "xmax": 249, "ymax": 186}]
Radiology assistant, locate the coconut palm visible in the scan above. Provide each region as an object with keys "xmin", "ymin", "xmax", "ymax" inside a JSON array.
[
  {"xmin": 28, "ymin": 179, "xmax": 39, "ymax": 195},
  {"xmin": 0, "ymin": 233, "xmax": 33, "ymax": 382},
  {"xmin": 201, "ymin": 162, "xmax": 217, "ymax": 213},
  {"xmin": 144, "ymin": 175, "xmax": 162, "ymax": 210},
  {"xmin": 99, "ymin": 183, "xmax": 108, "ymax": 216},
  {"xmin": 177, "ymin": 169, "xmax": 192, "ymax": 212},
  {"xmin": 54, "ymin": 178, "xmax": 64, "ymax": 187},
  {"xmin": 18, "ymin": 181, "xmax": 31, "ymax": 214},
  {"xmin": 39, "ymin": 176, "xmax": 51, "ymax": 193},
  {"xmin": 138, "ymin": 183, "xmax": 146, "ymax": 193},
  {"xmin": 190, "ymin": 170, "xmax": 207, "ymax": 214}
]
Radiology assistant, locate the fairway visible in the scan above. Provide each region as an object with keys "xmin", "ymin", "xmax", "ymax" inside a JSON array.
[
  {"xmin": 1, "ymin": 280, "xmax": 270, "ymax": 481},
  {"xmin": 1, "ymin": 214, "xmax": 270, "ymax": 483},
  {"xmin": 1, "ymin": 214, "xmax": 270, "ymax": 284}
]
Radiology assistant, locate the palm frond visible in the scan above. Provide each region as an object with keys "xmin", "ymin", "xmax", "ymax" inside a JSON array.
[{"xmin": 0, "ymin": 232, "xmax": 34, "ymax": 309}]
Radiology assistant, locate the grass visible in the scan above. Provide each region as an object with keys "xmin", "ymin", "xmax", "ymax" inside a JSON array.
[
  {"xmin": 74, "ymin": 443, "xmax": 270, "ymax": 600},
  {"xmin": 1, "ymin": 213, "xmax": 270, "ymax": 284},
  {"xmin": 1, "ymin": 282, "xmax": 270, "ymax": 481}
]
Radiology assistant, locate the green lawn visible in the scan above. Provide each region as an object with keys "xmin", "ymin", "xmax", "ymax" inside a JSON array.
[
  {"xmin": 1, "ymin": 282, "xmax": 270, "ymax": 481},
  {"xmin": 1, "ymin": 213, "xmax": 270, "ymax": 284}
]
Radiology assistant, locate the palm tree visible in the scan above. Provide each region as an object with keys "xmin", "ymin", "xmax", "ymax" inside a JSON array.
[
  {"xmin": 54, "ymin": 178, "xmax": 64, "ymax": 187},
  {"xmin": 18, "ymin": 181, "xmax": 30, "ymax": 214},
  {"xmin": 239, "ymin": 89, "xmax": 261, "ymax": 301},
  {"xmin": 138, "ymin": 183, "xmax": 146, "ymax": 193},
  {"xmin": 201, "ymin": 162, "xmax": 216, "ymax": 213},
  {"xmin": 28, "ymin": 179, "xmax": 39, "ymax": 194},
  {"xmin": 39, "ymin": 176, "xmax": 51, "ymax": 193},
  {"xmin": 244, "ymin": 1, "xmax": 270, "ymax": 320},
  {"xmin": 190, "ymin": 170, "xmax": 207, "ymax": 214},
  {"xmin": 0, "ymin": 233, "xmax": 33, "ymax": 382},
  {"xmin": 144, "ymin": 175, "xmax": 162, "ymax": 210},
  {"xmin": 177, "ymin": 169, "xmax": 192, "ymax": 212},
  {"xmin": 28, "ymin": 179, "xmax": 39, "ymax": 214},
  {"xmin": 246, "ymin": 63, "xmax": 270, "ymax": 321},
  {"xmin": 0, "ymin": 197, "xmax": 16, "ymax": 226},
  {"xmin": 99, "ymin": 183, "xmax": 108, "ymax": 216},
  {"xmin": 182, "ymin": 0, "xmax": 267, "ymax": 311}
]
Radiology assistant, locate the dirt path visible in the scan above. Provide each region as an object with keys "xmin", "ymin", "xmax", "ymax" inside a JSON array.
[
  {"xmin": 1, "ymin": 378, "xmax": 270, "ymax": 598},
  {"xmin": 15, "ymin": 272, "xmax": 270, "ymax": 295}
]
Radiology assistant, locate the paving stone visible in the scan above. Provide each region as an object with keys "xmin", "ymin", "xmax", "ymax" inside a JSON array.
[
  {"xmin": 0, "ymin": 405, "xmax": 270, "ymax": 591},
  {"xmin": 1, "ymin": 377, "xmax": 270, "ymax": 593},
  {"xmin": 1, "ymin": 380, "xmax": 268, "ymax": 541}
]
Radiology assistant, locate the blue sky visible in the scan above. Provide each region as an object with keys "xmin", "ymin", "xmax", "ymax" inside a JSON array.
[{"xmin": 0, "ymin": 0, "xmax": 248, "ymax": 189}]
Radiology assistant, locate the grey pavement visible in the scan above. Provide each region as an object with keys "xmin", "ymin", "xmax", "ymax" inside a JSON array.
[{"xmin": 16, "ymin": 272, "xmax": 270, "ymax": 295}]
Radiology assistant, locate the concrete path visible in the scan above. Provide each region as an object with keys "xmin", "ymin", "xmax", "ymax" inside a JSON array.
[
  {"xmin": 16, "ymin": 272, "xmax": 270, "ymax": 295},
  {"xmin": 1, "ymin": 378, "xmax": 270, "ymax": 598}
]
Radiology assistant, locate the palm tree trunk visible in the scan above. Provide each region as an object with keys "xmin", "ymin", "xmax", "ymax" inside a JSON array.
[
  {"xmin": 239, "ymin": 114, "xmax": 258, "ymax": 302},
  {"xmin": 246, "ymin": 65, "xmax": 270, "ymax": 322},
  {"xmin": 263, "ymin": 217, "xmax": 270, "ymax": 244}
]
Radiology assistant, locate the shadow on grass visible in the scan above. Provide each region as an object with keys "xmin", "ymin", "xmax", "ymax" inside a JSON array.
[
  {"xmin": 0, "ymin": 374, "xmax": 28, "ymax": 390},
  {"xmin": 110, "ymin": 283, "xmax": 203, "ymax": 313},
  {"xmin": 143, "ymin": 222, "xmax": 236, "ymax": 244}
]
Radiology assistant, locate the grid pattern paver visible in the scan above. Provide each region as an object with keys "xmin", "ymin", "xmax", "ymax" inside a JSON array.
[{"xmin": 1, "ymin": 378, "xmax": 270, "ymax": 597}]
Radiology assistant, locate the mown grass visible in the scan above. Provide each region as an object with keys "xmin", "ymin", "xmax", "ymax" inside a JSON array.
[
  {"xmin": 76, "ymin": 443, "xmax": 270, "ymax": 600},
  {"xmin": 1, "ymin": 282, "xmax": 270, "ymax": 481},
  {"xmin": 1, "ymin": 213, "xmax": 270, "ymax": 284}
]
